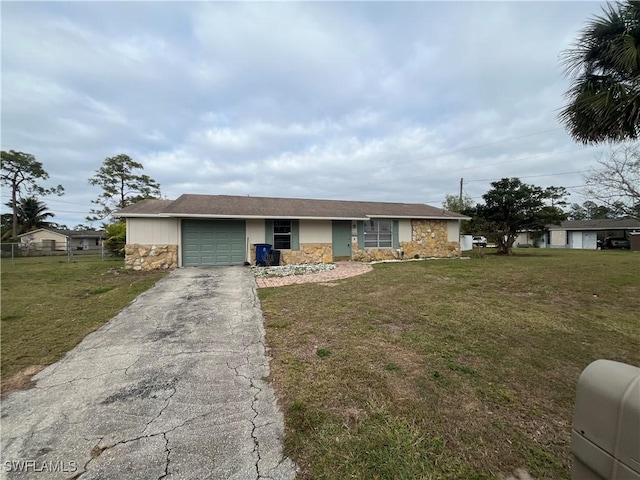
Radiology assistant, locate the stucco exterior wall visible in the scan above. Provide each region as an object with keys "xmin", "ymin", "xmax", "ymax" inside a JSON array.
[
  {"xmin": 246, "ymin": 219, "xmax": 265, "ymax": 245},
  {"xmin": 446, "ymin": 220, "xmax": 460, "ymax": 242},
  {"xmin": 20, "ymin": 230, "xmax": 68, "ymax": 250},
  {"xmin": 127, "ymin": 218, "xmax": 180, "ymax": 245},
  {"xmin": 398, "ymin": 220, "xmax": 412, "ymax": 243},
  {"xmin": 549, "ymin": 230, "xmax": 567, "ymax": 247},
  {"xmin": 299, "ymin": 220, "xmax": 332, "ymax": 243}
]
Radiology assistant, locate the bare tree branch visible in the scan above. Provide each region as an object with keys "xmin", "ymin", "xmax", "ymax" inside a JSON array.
[{"xmin": 580, "ymin": 144, "xmax": 640, "ymax": 219}]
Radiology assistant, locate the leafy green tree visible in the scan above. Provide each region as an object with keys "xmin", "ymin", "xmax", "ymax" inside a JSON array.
[
  {"xmin": 442, "ymin": 193, "xmax": 475, "ymax": 213},
  {"xmin": 474, "ymin": 178, "xmax": 568, "ymax": 255},
  {"xmin": 559, "ymin": 1, "xmax": 640, "ymax": 144},
  {"xmin": 87, "ymin": 154, "xmax": 161, "ymax": 221},
  {"xmin": 103, "ymin": 221, "xmax": 126, "ymax": 256},
  {"xmin": 1, "ymin": 213, "xmax": 13, "ymax": 240},
  {"xmin": 9, "ymin": 197, "xmax": 55, "ymax": 232},
  {"xmin": 73, "ymin": 224, "xmax": 93, "ymax": 231},
  {"xmin": 443, "ymin": 193, "xmax": 475, "ymax": 234},
  {"xmin": 567, "ymin": 203, "xmax": 588, "ymax": 220},
  {"xmin": 1, "ymin": 150, "xmax": 64, "ymax": 237}
]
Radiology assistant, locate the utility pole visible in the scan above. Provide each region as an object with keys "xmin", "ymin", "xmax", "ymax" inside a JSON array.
[{"xmin": 459, "ymin": 178, "xmax": 463, "ymax": 207}]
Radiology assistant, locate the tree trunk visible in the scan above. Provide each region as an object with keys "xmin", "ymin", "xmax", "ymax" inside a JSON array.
[{"xmin": 11, "ymin": 181, "xmax": 18, "ymax": 238}]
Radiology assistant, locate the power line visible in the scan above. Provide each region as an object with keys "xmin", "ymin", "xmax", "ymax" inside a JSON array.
[
  {"xmin": 465, "ymin": 169, "xmax": 592, "ymax": 183},
  {"xmin": 0, "ymin": 195, "xmax": 91, "ymax": 207}
]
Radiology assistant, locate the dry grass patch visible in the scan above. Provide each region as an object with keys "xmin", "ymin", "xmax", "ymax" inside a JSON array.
[{"xmin": 260, "ymin": 249, "xmax": 639, "ymax": 479}]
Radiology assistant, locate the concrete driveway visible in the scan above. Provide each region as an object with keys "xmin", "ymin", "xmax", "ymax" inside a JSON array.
[{"xmin": 1, "ymin": 267, "xmax": 296, "ymax": 480}]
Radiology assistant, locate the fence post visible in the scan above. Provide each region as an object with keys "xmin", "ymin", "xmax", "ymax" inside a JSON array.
[
  {"xmin": 67, "ymin": 242, "xmax": 73, "ymax": 262},
  {"xmin": 101, "ymin": 240, "xmax": 104, "ymax": 261}
]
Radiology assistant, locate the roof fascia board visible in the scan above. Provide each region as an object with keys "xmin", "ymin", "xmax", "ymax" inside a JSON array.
[
  {"xmin": 18, "ymin": 228, "xmax": 69, "ymax": 238},
  {"xmin": 120, "ymin": 212, "xmax": 470, "ymax": 221},
  {"xmin": 549, "ymin": 226, "xmax": 640, "ymax": 231},
  {"xmin": 365, "ymin": 214, "xmax": 470, "ymax": 220},
  {"xmin": 159, "ymin": 213, "xmax": 369, "ymax": 221}
]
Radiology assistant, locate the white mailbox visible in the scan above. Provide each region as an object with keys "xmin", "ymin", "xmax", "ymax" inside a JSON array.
[{"xmin": 572, "ymin": 359, "xmax": 640, "ymax": 480}]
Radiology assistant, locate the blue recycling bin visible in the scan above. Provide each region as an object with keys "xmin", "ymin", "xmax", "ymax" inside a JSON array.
[{"xmin": 255, "ymin": 244, "xmax": 272, "ymax": 266}]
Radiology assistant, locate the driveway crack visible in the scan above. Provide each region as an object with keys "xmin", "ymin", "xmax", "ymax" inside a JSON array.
[
  {"xmin": 226, "ymin": 358, "xmax": 262, "ymax": 479},
  {"xmin": 158, "ymin": 432, "xmax": 171, "ymax": 480}
]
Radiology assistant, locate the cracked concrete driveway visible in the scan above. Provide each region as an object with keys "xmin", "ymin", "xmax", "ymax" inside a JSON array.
[{"xmin": 1, "ymin": 267, "xmax": 296, "ymax": 480}]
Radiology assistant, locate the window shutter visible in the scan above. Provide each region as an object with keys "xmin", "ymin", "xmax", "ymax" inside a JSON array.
[
  {"xmin": 265, "ymin": 220, "xmax": 274, "ymax": 245},
  {"xmin": 291, "ymin": 220, "xmax": 299, "ymax": 250},
  {"xmin": 392, "ymin": 220, "xmax": 400, "ymax": 248},
  {"xmin": 357, "ymin": 221, "xmax": 364, "ymax": 249}
]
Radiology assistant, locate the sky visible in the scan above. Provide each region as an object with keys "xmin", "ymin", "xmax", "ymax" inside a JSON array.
[{"xmin": 1, "ymin": 1, "xmax": 614, "ymax": 229}]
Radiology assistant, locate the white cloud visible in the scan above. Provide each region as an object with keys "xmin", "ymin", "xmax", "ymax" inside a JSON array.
[{"xmin": 0, "ymin": 1, "xmax": 612, "ymax": 228}]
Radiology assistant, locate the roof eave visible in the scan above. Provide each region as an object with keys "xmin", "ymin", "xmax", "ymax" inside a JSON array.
[
  {"xmin": 160, "ymin": 213, "xmax": 369, "ymax": 221},
  {"xmin": 366, "ymin": 214, "xmax": 470, "ymax": 220}
]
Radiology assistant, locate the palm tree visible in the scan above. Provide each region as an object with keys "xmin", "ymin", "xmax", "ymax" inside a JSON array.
[
  {"xmin": 5, "ymin": 197, "xmax": 55, "ymax": 233},
  {"xmin": 559, "ymin": 1, "xmax": 640, "ymax": 144}
]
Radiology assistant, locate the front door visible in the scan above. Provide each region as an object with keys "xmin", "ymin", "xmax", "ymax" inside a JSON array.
[{"xmin": 332, "ymin": 220, "xmax": 352, "ymax": 259}]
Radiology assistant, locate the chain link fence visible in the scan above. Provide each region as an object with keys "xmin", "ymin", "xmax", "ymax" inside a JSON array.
[{"xmin": 1, "ymin": 242, "xmax": 124, "ymax": 263}]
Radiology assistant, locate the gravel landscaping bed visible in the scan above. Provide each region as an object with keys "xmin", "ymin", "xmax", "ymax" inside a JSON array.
[{"xmin": 251, "ymin": 263, "xmax": 336, "ymax": 278}]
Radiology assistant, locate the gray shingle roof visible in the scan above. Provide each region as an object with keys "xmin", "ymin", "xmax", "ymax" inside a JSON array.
[
  {"xmin": 52, "ymin": 228, "xmax": 104, "ymax": 238},
  {"xmin": 116, "ymin": 199, "xmax": 174, "ymax": 215},
  {"xmin": 116, "ymin": 194, "xmax": 468, "ymax": 220},
  {"xmin": 18, "ymin": 228, "xmax": 104, "ymax": 238},
  {"xmin": 549, "ymin": 218, "xmax": 640, "ymax": 230}
]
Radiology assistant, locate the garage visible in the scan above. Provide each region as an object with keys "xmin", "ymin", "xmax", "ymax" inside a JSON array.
[{"xmin": 182, "ymin": 220, "xmax": 246, "ymax": 266}]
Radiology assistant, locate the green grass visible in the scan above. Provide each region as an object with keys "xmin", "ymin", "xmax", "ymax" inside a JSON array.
[
  {"xmin": 1, "ymin": 255, "xmax": 167, "ymax": 394},
  {"xmin": 259, "ymin": 249, "xmax": 640, "ymax": 479}
]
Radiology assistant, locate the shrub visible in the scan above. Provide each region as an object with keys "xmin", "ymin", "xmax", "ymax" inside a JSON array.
[{"xmin": 104, "ymin": 222, "xmax": 126, "ymax": 257}]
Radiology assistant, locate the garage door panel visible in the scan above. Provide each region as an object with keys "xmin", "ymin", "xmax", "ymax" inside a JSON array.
[{"xmin": 182, "ymin": 220, "xmax": 246, "ymax": 266}]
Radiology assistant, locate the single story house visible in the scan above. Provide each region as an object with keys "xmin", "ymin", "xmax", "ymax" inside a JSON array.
[
  {"xmin": 513, "ymin": 230, "xmax": 547, "ymax": 248},
  {"xmin": 115, "ymin": 194, "xmax": 469, "ymax": 270},
  {"xmin": 18, "ymin": 228, "xmax": 104, "ymax": 251},
  {"xmin": 545, "ymin": 218, "xmax": 640, "ymax": 249}
]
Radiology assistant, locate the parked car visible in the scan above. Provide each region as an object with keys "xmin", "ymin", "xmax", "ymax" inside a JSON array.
[
  {"xmin": 472, "ymin": 236, "xmax": 487, "ymax": 247},
  {"xmin": 600, "ymin": 237, "xmax": 630, "ymax": 249}
]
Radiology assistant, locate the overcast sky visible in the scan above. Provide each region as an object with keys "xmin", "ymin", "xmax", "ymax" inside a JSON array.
[{"xmin": 2, "ymin": 1, "xmax": 613, "ymax": 228}]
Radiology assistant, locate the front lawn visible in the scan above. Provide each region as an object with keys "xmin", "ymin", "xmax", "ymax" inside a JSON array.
[
  {"xmin": 259, "ymin": 249, "xmax": 640, "ymax": 479},
  {"xmin": 1, "ymin": 255, "xmax": 167, "ymax": 395}
]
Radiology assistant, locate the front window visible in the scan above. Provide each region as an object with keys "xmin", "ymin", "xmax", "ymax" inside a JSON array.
[
  {"xmin": 364, "ymin": 220, "xmax": 392, "ymax": 248},
  {"xmin": 273, "ymin": 220, "xmax": 291, "ymax": 249}
]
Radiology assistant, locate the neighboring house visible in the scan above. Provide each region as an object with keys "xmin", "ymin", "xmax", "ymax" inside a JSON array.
[
  {"xmin": 18, "ymin": 228, "xmax": 104, "ymax": 252},
  {"xmin": 545, "ymin": 218, "xmax": 640, "ymax": 250},
  {"xmin": 115, "ymin": 194, "xmax": 469, "ymax": 270},
  {"xmin": 514, "ymin": 231, "xmax": 547, "ymax": 248}
]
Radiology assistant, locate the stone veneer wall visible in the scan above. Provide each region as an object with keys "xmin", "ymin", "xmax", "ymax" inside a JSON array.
[
  {"xmin": 401, "ymin": 219, "xmax": 460, "ymax": 258},
  {"xmin": 351, "ymin": 243, "xmax": 400, "ymax": 262},
  {"xmin": 125, "ymin": 244, "xmax": 178, "ymax": 271},
  {"xmin": 281, "ymin": 243, "xmax": 333, "ymax": 265}
]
